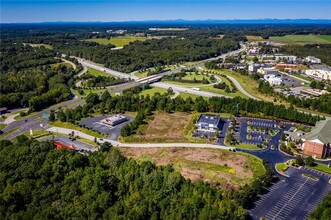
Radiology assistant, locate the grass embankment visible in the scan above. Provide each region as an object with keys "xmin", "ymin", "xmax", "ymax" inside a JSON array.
[
  {"xmin": 225, "ymin": 140, "xmax": 261, "ymax": 150},
  {"xmin": 50, "ymin": 62, "xmax": 73, "ymax": 69},
  {"xmin": 0, "ymin": 127, "xmax": 20, "ymax": 139},
  {"xmin": 48, "ymin": 121, "xmax": 103, "ymax": 138},
  {"xmin": 276, "ymin": 163, "xmax": 289, "ymax": 173},
  {"xmin": 0, "ymin": 124, "xmax": 7, "ymax": 130},
  {"xmin": 139, "ymin": 87, "xmax": 168, "ymax": 97},
  {"xmin": 178, "ymin": 92, "xmax": 202, "ymax": 100},
  {"xmin": 72, "ymin": 88, "xmax": 106, "ymax": 98},
  {"xmin": 21, "ymin": 130, "xmax": 98, "ymax": 147},
  {"xmin": 307, "ymin": 163, "xmax": 331, "ymax": 175},
  {"xmin": 120, "ymin": 147, "xmax": 265, "ymax": 189},
  {"xmin": 86, "ymin": 67, "xmax": 114, "ymax": 77},
  {"xmin": 303, "ymin": 173, "xmax": 318, "ymax": 181}
]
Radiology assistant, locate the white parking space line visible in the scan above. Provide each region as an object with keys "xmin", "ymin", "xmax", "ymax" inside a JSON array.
[{"xmin": 270, "ymin": 178, "xmax": 310, "ymax": 220}]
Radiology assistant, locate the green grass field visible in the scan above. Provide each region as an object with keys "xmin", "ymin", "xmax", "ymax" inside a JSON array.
[
  {"xmin": 29, "ymin": 43, "xmax": 53, "ymax": 49},
  {"xmin": 85, "ymin": 67, "xmax": 114, "ymax": 77},
  {"xmin": 225, "ymin": 141, "xmax": 261, "ymax": 150},
  {"xmin": 307, "ymin": 163, "xmax": 331, "ymax": 174},
  {"xmin": 84, "ymin": 36, "xmax": 148, "ymax": 47},
  {"xmin": 276, "ymin": 163, "xmax": 289, "ymax": 172},
  {"xmin": 178, "ymin": 92, "xmax": 203, "ymax": 100},
  {"xmin": 139, "ymin": 87, "xmax": 168, "ymax": 97},
  {"xmin": 269, "ymin": 35, "xmax": 331, "ymax": 44},
  {"xmin": 48, "ymin": 121, "xmax": 103, "ymax": 138},
  {"xmin": 109, "ymin": 36, "xmax": 147, "ymax": 47},
  {"xmin": 246, "ymin": 35, "xmax": 265, "ymax": 42},
  {"xmin": 50, "ymin": 62, "xmax": 73, "ymax": 69}
]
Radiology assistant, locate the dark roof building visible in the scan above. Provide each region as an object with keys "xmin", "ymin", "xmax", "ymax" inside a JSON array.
[
  {"xmin": 196, "ymin": 114, "xmax": 221, "ymax": 132},
  {"xmin": 302, "ymin": 119, "xmax": 331, "ymax": 158}
]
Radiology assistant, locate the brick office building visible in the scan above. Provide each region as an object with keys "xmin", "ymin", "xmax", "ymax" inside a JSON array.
[{"xmin": 301, "ymin": 119, "xmax": 331, "ymax": 159}]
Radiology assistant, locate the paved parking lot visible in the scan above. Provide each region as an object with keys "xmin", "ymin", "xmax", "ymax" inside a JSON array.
[
  {"xmin": 250, "ymin": 166, "xmax": 331, "ymax": 220},
  {"xmin": 79, "ymin": 115, "xmax": 134, "ymax": 140},
  {"xmin": 237, "ymin": 117, "xmax": 291, "ymax": 146}
]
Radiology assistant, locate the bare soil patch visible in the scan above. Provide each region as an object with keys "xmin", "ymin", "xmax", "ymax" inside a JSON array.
[
  {"xmin": 120, "ymin": 147, "xmax": 262, "ymax": 190},
  {"xmin": 132, "ymin": 112, "xmax": 191, "ymax": 142}
]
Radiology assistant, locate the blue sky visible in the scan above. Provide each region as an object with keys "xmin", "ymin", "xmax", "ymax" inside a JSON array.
[{"xmin": 1, "ymin": 0, "xmax": 331, "ymax": 23}]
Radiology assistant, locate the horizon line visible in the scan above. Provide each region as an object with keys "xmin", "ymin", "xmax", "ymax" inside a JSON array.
[{"xmin": 2, "ymin": 18, "xmax": 331, "ymax": 25}]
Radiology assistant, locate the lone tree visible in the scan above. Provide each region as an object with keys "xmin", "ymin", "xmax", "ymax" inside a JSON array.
[
  {"xmin": 305, "ymin": 156, "xmax": 315, "ymax": 166},
  {"xmin": 295, "ymin": 155, "xmax": 305, "ymax": 166}
]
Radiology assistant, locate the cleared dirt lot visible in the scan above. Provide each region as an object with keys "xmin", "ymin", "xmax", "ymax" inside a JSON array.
[
  {"xmin": 128, "ymin": 112, "xmax": 192, "ymax": 143},
  {"xmin": 120, "ymin": 147, "xmax": 264, "ymax": 190}
]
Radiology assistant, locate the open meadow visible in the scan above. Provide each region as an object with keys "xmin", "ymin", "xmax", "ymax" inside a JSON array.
[{"xmin": 269, "ymin": 35, "xmax": 331, "ymax": 44}]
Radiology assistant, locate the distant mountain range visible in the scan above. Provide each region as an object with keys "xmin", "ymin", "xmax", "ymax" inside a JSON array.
[{"xmin": 2, "ymin": 19, "xmax": 331, "ymax": 25}]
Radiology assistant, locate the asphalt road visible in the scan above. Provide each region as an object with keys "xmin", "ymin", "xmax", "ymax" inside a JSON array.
[
  {"xmin": 152, "ymin": 82, "xmax": 233, "ymax": 98},
  {"xmin": 226, "ymin": 75, "xmax": 260, "ymax": 100},
  {"xmin": 1, "ymin": 97, "xmax": 84, "ymax": 139},
  {"xmin": 77, "ymin": 59, "xmax": 139, "ymax": 80}
]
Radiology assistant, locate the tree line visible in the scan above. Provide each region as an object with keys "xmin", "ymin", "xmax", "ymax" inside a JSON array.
[
  {"xmin": 0, "ymin": 42, "xmax": 83, "ymax": 111},
  {"xmin": 0, "ymin": 137, "xmax": 248, "ymax": 219},
  {"xmin": 53, "ymin": 37, "xmax": 239, "ymax": 73}
]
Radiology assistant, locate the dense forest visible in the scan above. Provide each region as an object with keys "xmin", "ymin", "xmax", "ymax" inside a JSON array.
[
  {"xmin": 2, "ymin": 22, "xmax": 331, "ymax": 39},
  {"xmin": 279, "ymin": 44, "xmax": 331, "ymax": 66},
  {"xmin": 0, "ymin": 43, "xmax": 80, "ymax": 110},
  {"xmin": 55, "ymin": 38, "xmax": 239, "ymax": 73},
  {"xmin": 309, "ymin": 191, "xmax": 331, "ymax": 220},
  {"xmin": 258, "ymin": 80, "xmax": 331, "ymax": 115},
  {"xmin": 0, "ymin": 138, "xmax": 249, "ymax": 219}
]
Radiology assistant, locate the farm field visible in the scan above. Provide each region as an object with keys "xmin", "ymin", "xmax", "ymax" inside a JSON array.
[
  {"xmin": 120, "ymin": 147, "xmax": 265, "ymax": 189},
  {"xmin": 84, "ymin": 35, "xmax": 149, "ymax": 47},
  {"xmin": 246, "ymin": 35, "xmax": 265, "ymax": 42},
  {"xmin": 269, "ymin": 35, "xmax": 331, "ymax": 44}
]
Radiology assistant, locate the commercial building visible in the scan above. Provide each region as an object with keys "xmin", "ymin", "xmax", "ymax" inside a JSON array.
[
  {"xmin": 264, "ymin": 74, "xmax": 283, "ymax": 86},
  {"xmin": 304, "ymin": 56, "xmax": 321, "ymax": 64},
  {"xmin": 301, "ymin": 119, "xmax": 331, "ymax": 158},
  {"xmin": 100, "ymin": 114, "xmax": 128, "ymax": 126},
  {"xmin": 305, "ymin": 69, "xmax": 331, "ymax": 80},
  {"xmin": 301, "ymin": 88, "xmax": 329, "ymax": 97},
  {"xmin": 275, "ymin": 64, "xmax": 298, "ymax": 69},
  {"xmin": 249, "ymin": 63, "xmax": 263, "ymax": 72},
  {"xmin": 194, "ymin": 114, "xmax": 223, "ymax": 138},
  {"xmin": 258, "ymin": 67, "xmax": 280, "ymax": 75}
]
